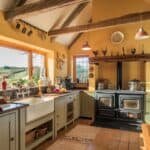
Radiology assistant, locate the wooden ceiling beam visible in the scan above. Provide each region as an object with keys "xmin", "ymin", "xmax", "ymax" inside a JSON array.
[
  {"xmin": 51, "ymin": 2, "xmax": 88, "ymax": 41},
  {"xmin": 19, "ymin": 19, "xmax": 47, "ymax": 33},
  {"xmin": 48, "ymin": 11, "xmax": 150, "ymax": 36},
  {"xmin": 16, "ymin": 0, "xmax": 27, "ymax": 6},
  {"xmin": 68, "ymin": 19, "xmax": 92, "ymax": 49},
  {"xmin": 5, "ymin": 0, "xmax": 91, "ymax": 20},
  {"xmin": 68, "ymin": 33, "xmax": 83, "ymax": 49},
  {"xmin": 61, "ymin": 2, "xmax": 89, "ymax": 28}
]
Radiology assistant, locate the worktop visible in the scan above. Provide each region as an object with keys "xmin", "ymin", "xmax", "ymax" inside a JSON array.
[
  {"xmin": 1, "ymin": 89, "xmax": 144, "ymax": 115},
  {"xmin": 0, "ymin": 103, "xmax": 28, "ymax": 114},
  {"xmin": 0, "ymin": 90, "xmax": 80, "ymax": 113}
]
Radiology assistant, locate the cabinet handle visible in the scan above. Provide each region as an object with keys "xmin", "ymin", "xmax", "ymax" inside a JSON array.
[{"xmin": 10, "ymin": 137, "xmax": 14, "ymax": 141}]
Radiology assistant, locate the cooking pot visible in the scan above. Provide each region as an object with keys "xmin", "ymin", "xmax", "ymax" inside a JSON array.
[{"xmin": 128, "ymin": 79, "xmax": 140, "ymax": 91}]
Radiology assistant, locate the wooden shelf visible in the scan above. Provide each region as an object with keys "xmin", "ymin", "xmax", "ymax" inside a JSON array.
[
  {"xmin": 89, "ymin": 54, "xmax": 150, "ymax": 63},
  {"xmin": 26, "ymin": 132, "xmax": 53, "ymax": 150}
]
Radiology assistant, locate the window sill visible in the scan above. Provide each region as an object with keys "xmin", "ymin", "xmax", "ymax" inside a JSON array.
[{"xmin": 73, "ymin": 83, "xmax": 88, "ymax": 89}]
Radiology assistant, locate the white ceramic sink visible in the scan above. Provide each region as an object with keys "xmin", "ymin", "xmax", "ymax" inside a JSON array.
[{"xmin": 16, "ymin": 96, "xmax": 54, "ymax": 123}]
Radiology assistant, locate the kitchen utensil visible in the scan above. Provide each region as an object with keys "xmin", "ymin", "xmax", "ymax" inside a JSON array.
[
  {"xmin": 122, "ymin": 47, "xmax": 125, "ymax": 56},
  {"xmin": 128, "ymin": 79, "xmax": 140, "ymax": 91},
  {"xmin": 131, "ymin": 48, "xmax": 136, "ymax": 55},
  {"xmin": 102, "ymin": 49, "xmax": 107, "ymax": 56},
  {"xmin": 92, "ymin": 50, "xmax": 99, "ymax": 57}
]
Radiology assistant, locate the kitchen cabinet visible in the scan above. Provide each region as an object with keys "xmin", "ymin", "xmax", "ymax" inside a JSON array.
[
  {"xmin": 25, "ymin": 114, "xmax": 54, "ymax": 150},
  {"xmin": 80, "ymin": 91, "xmax": 95, "ymax": 119},
  {"xmin": 145, "ymin": 94, "xmax": 150, "ymax": 123},
  {"xmin": 73, "ymin": 92, "xmax": 80, "ymax": 120},
  {"xmin": 0, "ymin": 111, "xmax": 18, "ymax": 150},
  {"xmin": 55, "ymin": 96, "xmax": 66, "ymax": 135}
]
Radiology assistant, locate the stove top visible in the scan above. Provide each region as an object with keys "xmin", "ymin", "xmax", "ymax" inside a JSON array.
[{"xmin": 95, "ymin": 89, "xmax": 145, "ymax": 95}]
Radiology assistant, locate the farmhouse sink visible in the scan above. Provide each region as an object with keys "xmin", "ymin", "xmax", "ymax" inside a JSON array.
[{"xmin": 15, "ymin": 96, "xmax": 54, "ymax": 123}]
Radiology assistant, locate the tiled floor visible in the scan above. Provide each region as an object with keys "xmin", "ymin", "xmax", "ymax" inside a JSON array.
[{"xmin": 35, "ymin": 119, "xmax": 143, "ymax": 150}]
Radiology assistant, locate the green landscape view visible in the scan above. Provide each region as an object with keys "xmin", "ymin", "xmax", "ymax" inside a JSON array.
[
  {"xmin": 0, "ymin": 47, "xmax": 43, "ymax": 88},
  {"xmin": 0, "ymin": 66, "xmax": 40, "ymax": 87}
]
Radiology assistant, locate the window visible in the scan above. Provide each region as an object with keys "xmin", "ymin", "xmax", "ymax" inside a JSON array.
[
  {"xmin": 74, "ymin": 56, "xmax": 89, "ymax": 83},
  {"xmin": 0, "ymin": 47, "xmax": 28, "ymax": 88},
  {"xmin": 0, "ymin": 46, "xmax": 46, "ymax": 89},
  {"xmin": 32, "ymin": 53, "xmax": 45, "ymax": 84}
]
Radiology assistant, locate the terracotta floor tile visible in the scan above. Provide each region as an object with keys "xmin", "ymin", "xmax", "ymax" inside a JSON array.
[{"xmin": 35, "ymin": 119, "xmax": 142, "ymax": 150}]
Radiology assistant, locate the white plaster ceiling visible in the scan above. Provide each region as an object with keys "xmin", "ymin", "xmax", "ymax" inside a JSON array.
[
  {"xmin": 22, "ymin": 4, "xmax": 78, "ymax": 32},
  {"xmin": 22, "ymin": 2, "xmax": 92, "ymax": 46},
  {"xmin": 55, "ymin": 3, "xmax": 92, "ymax": 45},
  {"xmin": 0, "ymin": 0, "xmax": 92, "ymax": 46}
]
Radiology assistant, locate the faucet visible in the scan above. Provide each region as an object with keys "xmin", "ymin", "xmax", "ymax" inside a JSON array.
[{"xmin": 16, "ymin": 88, "xmax": 30, "ymax": 99}]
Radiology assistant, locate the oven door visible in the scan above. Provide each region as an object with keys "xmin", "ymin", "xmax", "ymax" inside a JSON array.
[
  {"xmin": 97, "ymin": 94, "xmax": 115, "ymax": 109},
  {"xmin": 118, "ymin": 110, "xmax": 142, "ymax": 121},
  {"xmin": 67, "ymin": 96, "xmax": 74, "ymax": 122},
  {"xmin": 119, "ymin": 95, "xmax": 142, "ymax": 111}
]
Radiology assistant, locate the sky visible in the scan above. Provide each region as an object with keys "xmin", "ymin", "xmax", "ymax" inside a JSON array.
[
  {"xmin": 0, "ymin": 47, "xmax": 28, "ymax": 67},
  {"xmin": 0, "ymin": 47, "xmax": 44, "ymax": 67}
]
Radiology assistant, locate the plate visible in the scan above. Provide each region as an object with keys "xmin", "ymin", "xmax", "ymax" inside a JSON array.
[{"xmin": 111, "ymin": 31, "xmax": 124, "ymax": 44}]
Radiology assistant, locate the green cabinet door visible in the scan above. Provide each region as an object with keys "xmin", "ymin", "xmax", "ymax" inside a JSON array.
[
  {"xmin": 74, "ymin": 93, "xmax": 80, "ymax": 119},
  {"xmin": 55, "ymin": 97, "xmax": 66, "ymax": 130},
  {"xmin": 0, "ymin": 112, "xmax": 18, "ymax": 150},
  {"xmin": 145, "ymin": 94, "xmax": 150, "ymax": 123},
  {"xmin": 0, "ymin": 114, "xmax": 10, "ymax": 150},
  {"xmin": 80, "ymin": 91, "xmax": 94, "ymax": 119}
]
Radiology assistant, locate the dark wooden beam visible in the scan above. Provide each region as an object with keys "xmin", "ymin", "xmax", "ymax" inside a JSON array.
[
  {"xmin": 51, "ymin": 2, "xmax": 88, "ymax": 41},
  {"xmin": 68, "ymin": 19, "xmax": 92, "ymax": 49},
  {"xmin": 16, "ymin": 0, "xmax": 27, "ymax": 6},
  {"xmin": 5, "ymin": 0, "xmax": 91, "ymax": 20},
  {"xmin": 68, "ymin": 33, "xmax": 83, "ymax": 49},
  {"xmin": 61, "ymin": 2, "xmax": 88, "ymax": 28},
  {"xmin": 50, "ymin": 14, "xmax": 67, "ymax": 30},
  {"xmin": 19, "ymin": 19, "xmax": 47, "ymax": 33},
  {"xmin": 48, "ymin": 11, "xmax": 150, "ymax": 36}
]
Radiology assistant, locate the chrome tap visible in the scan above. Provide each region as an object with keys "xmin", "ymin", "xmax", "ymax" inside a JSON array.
[{"xmin": 16, "ymin": 88, "xmax": 30, "ymax": 99}]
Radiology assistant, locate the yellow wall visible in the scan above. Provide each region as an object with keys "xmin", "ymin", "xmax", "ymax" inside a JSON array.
[
  {"xmin": 0, "ymin": 11, "xmax": 68, "ymax": 82},
  {"xmin": 69, "ymin": 0, "xmax": 150, "ymax": 89},
  {"xmin": 92, "ymin": 0, "xmax": 150, "ymax": 22}
]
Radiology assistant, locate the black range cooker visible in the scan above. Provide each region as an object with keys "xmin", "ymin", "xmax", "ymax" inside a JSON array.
[{"xmin": 94, "ymin": 90, "xmax": 145, "ymax": 131}]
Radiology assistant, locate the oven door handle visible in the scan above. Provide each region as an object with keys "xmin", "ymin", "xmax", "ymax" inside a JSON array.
[{"xmin": 119, "ymin": 101, "xmax": 123, "ymax": 108}]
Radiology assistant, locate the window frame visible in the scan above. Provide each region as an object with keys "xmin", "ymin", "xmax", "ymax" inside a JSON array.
[
  {"xmin": 73, "ymin": 55, "xmax": 89, "ymax": 83},
  {"xmin": 0, "ymin": 46, "xmax": 47, "ymax": 82}
]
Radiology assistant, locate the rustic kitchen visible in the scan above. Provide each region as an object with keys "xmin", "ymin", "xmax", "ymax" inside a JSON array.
[{"xmin": 0, "ymin": 0, "xmax": 150, "ymax": 150}]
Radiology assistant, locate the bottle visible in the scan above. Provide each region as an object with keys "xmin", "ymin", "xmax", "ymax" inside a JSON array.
[{"xmin": 2, "ymin": 76, "xmax": 7, "ymax": 91}]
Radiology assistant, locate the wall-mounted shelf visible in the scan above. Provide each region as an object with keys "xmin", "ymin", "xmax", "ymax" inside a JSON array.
[{"xmin": 89, "ymin": 54, "xmax": 150, "ymax": 64}]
